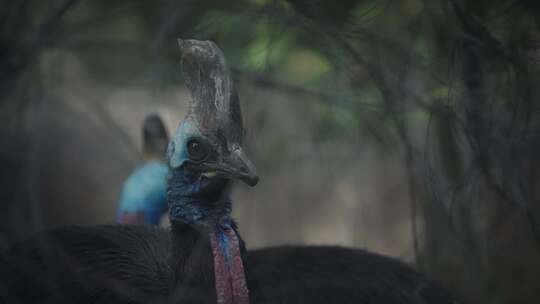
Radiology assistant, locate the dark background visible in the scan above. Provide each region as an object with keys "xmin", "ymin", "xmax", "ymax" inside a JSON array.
[{"xmin": 1, "ymin": 0, "xmax": 540, "ymax": 302}]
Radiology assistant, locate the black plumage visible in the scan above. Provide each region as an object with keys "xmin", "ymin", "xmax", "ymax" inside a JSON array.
[
  {"xmin": 1, "ymin": 225, "xmax": 455, "ymax": 303},
  {"xmin": 0, "ymin": 40, "xmax": 458, "ymax": 304}
]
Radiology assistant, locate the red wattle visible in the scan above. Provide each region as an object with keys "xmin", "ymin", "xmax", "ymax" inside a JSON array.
[{"xmin": 210, "ymin": 228, "xmax": 250, "ymax": 304}]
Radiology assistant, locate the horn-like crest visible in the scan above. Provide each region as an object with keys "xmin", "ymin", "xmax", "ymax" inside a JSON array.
[{"xmin": 178, "ymin": 39, "xmax": 244, "ymax": 143}]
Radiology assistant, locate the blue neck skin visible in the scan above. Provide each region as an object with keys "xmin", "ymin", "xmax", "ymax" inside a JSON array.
[
  {"xmin": 168, "ymin": 164, "xmax": 238, "ymax": 269},
  {"xmin": 167, "ymin": 164, "xmax": 233, "ymax": 227}
]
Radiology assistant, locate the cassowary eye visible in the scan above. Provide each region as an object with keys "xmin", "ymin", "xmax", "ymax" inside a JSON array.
[{"xmin": 186, "ymin": 138, "xmax": 208, "ymax": 162}]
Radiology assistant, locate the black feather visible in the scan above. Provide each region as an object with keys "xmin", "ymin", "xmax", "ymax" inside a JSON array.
[{"xmin": 0, "ymin": 225, "xmax": 457, "ymax": 304}]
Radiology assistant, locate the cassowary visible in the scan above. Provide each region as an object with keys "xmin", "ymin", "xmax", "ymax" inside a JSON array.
[
  {"xmin": 116, "ymin": 114, "xmax": 169, "ymax": 225},
  {"xmin": 0, "ymin": 40, "xmax": 458, "ymax": 304}
]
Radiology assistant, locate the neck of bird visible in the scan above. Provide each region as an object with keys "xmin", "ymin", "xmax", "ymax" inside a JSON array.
[{"xmin": 167, "ymin": 167, "xmax": 250, "ymax": 304}]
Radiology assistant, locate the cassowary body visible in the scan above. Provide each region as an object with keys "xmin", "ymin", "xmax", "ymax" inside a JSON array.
[
  {"xmin": 0, "ymin": 40, "xmax": 457, "ymax": 304},
  {"xmin": 1, "ymin": 225, "xmax": 454, "ymax": 304},
  {"xmin": 116, "ymin": 160, "xmax": 168, "ymax": 224}
]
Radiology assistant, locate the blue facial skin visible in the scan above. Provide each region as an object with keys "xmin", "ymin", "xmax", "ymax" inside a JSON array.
[
  {"xmin": 168, "ymin": 120, "xmax": 200, "ymax": 169},
  {"xmin": 167, "ymin": 120, "xmax": 232, "ymax": 226},
  {"xmin": 167, "ymin": 120, "xmax": 241, "ymax": 268}
]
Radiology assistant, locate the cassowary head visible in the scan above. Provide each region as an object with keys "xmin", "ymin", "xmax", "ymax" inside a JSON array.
[
  {"xmin": 142, "ymin": 113, "xmax": 169, "ymax": 160},
  {"xmin": 167, "ymin": 40, "xmax": 258, "ymax": 223}
]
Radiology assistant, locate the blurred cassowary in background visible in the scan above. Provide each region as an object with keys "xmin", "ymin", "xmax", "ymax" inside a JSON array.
[{"xmin": 116, "ymin": 114, "xmax": 170, "ymax": 225}]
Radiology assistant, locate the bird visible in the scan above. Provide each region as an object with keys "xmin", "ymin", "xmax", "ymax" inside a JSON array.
[
  {"xmin": 116, "ymin": 114, "xmax": 170, "ymax": 225},
  {"xmin": 0, "ymin": 39, "xmax": 458, "ymax": 304}
]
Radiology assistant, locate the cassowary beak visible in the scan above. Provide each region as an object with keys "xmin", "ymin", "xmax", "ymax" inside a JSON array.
[
  {"xmin": 202, "ymin": 145, "xmax": 259, "ymax": 186},
  {"xmin": 224, "ymin": 145, "xmax": 259, "ymax": 187}
]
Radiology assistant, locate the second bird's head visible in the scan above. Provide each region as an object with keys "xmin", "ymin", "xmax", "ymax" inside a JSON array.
[{"xmin": 167, "ymin": 39, "xmax": 258, "ymax": 205}]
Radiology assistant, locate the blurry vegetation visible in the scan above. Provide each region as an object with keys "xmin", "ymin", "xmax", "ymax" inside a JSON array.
[{"xmin": 2, "ymin": 0, "xmax": 540, "ymax": 303}]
